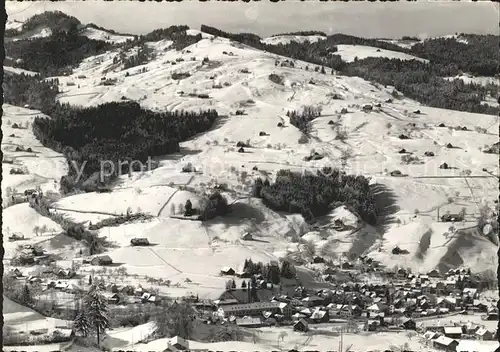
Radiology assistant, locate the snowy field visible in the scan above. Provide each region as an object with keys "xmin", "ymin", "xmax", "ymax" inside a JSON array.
[{"xmin": 333, "ymin": 44, "xmax": 428, "ymax": 63}]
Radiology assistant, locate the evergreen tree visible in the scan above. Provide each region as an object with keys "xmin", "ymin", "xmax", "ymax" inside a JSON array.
[
  {"xmin": 280, "ymin": 260, "xmax": 295, "ymax": 279},
  {"xmin": 184, "ymin": 199, "xmax": 193, "ymax": 216},
  {"xmin": 84, "ymin": 284, "xmax": 109, "ymax": 345},
  {"xmin": 231, "ymin": 279, "xmax": 236, "ymax": 289},
  {"xmin": 321, "ymin": 66, "xmax": 326, "ymax": 74},
  {"xmin": 21, "ymin": 284, "xmax": 33, "ymax": 305},
  {"xmin": 73, "ymin": 310, "xmax": 92, "ymax": 337},
  {"xmin": 241, "ymin": 280, "xmax": 247, "ymax": 289}
]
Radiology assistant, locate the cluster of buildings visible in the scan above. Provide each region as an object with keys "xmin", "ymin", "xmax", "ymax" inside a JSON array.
[{"xmin": 204, "ymin": 263, "xmax": 499, "ymax": 338}]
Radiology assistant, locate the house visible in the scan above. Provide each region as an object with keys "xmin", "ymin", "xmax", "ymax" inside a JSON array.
[
  {"xmin": 400, "ymin": 317, "xmax": 416, "ymax": 330},
  {"xmin": 165, "ymin": 336, "xmax": 189, "ymax": 351},
  {"xmin": 103, "ymin": 292, "xmax": 120, "ymax": 304},
  {"xmin": 57, "ymin": 269, "xmax": 75, "ymax": 279},
  {"xmin": 241, "ymin": 232, "xmax": 253, "ymax": 241},
  {"xmin": 441, "ymin": 213, "xmax": 463, "ymax": 222},
  {"xmin": 366, "ymin": 320, "xmax": 380, "ymax": 331},
  {"xmin": 427, "ymin": 269, "xmax": 440, "ymax": 278},
  {"xmin": 341, "ymin": 262, "xmax": 354, "ymax": 270},
  {"xmin": 462, "ymin": 288, "xmax": 478, "ymax": 299},
  {"xmin": 475, "ymin": 328, "xmax": 493, "ymax": 341},
  {"xmin": 235, "ymin": 317, "xmax": 262, "ymax": 327},
  {"xmin": 437, "ymin": 297, "xmax": 457, "ymax": 310},
  {"xmin": 90, "ymin": 255, "xmax": 113, "ymax": 266},
  {"xmin": 484, "ymin": 308, "xmax": 498, "ymax": 320},
  {"xmin": 301, "ymin": 295, "xmax": 323, "ymax": 307},
  {"xmin": 293, "ymin": 318, "xmax": 309, "ymax": 332},
  {"xmin": 9, "ymin": 268, "xmax": 23, "ymax": 277},
  {"xmin": 130, "ymin": 238, "xmax": 150, "ymax": 246},
  {"xmin": 309, "ymin": 309, "xmax": 329, "ymax": 323},
  {"xmin": 473, "ymin": 300, "xmax": 488, "ymax": 312},
  {"xmin": 367, "ymin": 302, "xmax": 388, "ymax": 316},
  {"xmin": 220, "ymin": 267, "xmax": 235, "ymax": 276},
  {"xmin": 396, "ymin": 268, "xmax": 408, "ymax": 278},
  {"xmin": 423, "ymin": 331, "xmax": 439, "ymax": 340},
  {"xmin": 312, "ymin": 256, "xmax": 325, "ymax": 264},
  {"xmin": 443, "ymin": 326, "xmax": 463, "ymax": 339},
  {"xmin": 432, "ymin": 336, "xmax": 458, "ymax": 351}
]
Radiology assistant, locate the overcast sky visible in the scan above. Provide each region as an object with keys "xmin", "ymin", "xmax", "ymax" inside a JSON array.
[{"xmin": 6, "ymin": 1, "xmax": 499, "ymax": 39}]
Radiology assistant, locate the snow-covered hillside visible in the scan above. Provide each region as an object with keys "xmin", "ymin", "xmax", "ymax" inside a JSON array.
[
  {"xmin": 333, "ymin": 44, "xmax": 427, "ymax": 63},
  {"xmin": 80, "ymin": 26, "xmax": 135, "ymax": 44},
  {"xmin": 261, "ymin": 34, "xmax": 326, "ymax": 45},
  {"xmin": 33, "ymin": 32, "xmax": 497, "ymax": 280},
  {"xmin": 2, "ymin": 105, "xmax": 68, "ymax": 201},
  {"xmin": 4, "ymin": 66, "xmax": 39, "ymax": 76}
]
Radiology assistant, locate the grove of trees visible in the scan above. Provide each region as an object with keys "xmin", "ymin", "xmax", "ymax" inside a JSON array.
[
  {"xmin": 254, "ymin": 168, "xmax": 377, "ymax": 224},
  {"xmin": 31, "ymin": 101, "xmax": 218, "ymax": 192}
]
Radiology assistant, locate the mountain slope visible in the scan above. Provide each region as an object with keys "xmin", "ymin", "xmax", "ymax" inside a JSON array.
[{"xmin": 35, "ymin": 32, "xmax": 498, "ymax": 275}]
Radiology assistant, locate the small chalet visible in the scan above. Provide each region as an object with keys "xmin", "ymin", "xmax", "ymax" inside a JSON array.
[
  {"xmin": 293, "ymin": 318, "xmax": 309, "ymax": 332},
  {"xmin": 235, "ymin": 317, "xmax": 262, "ymax": 327},
  {"xmin": 220, "ymin": 267, "xmax": 235, "ymax": 276},
  {"xmin": 91, "ymin": 255, "xmax": 113, "ymax": 266},
  {"xmin": 485, "ymin": 308, "xmax": 498, "ymax": 320},
  {"xmin": 427, "ymin": 269, "xmax": 440, "ymax": 278},
  {"xmin": 103, "ymin": 292, "xmax": 120, "ymax": 304},
  {"xmin": 165, "ymin": 336, "xmax": 189, "ymax": 351},
  {"xmin": 475, "ymin": 328, "xmax": 493, "ymax": 341},
  {"xmin": 443, "ymin": 326, "xmax": 463, "ymax": 339},
  {"xmin": 241, "ymin": 232, "xmax": 253, "ymax": 241},
  {"xmin": 301, "ymin": 296, "xmax": 324, "ymax": 307},
  {"xmin": 309, "ymin": 309, "xmax": 329, "ymax": 323},
  {"xmin": 432, "ymin": 336, "xmax": 458, "ymax": 351},
  {"xmin": 131, "ymin": 238, "xmax": 150, "ymax": 246},
  {"xmin": 400, "ymin": 317, "xmax": 416, "ymax": 330}
]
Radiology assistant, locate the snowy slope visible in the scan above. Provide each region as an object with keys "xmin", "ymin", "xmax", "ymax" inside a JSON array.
[
  {"xmin": 261, "ymin": 34, "xmax": 326, "ymax": 45},
  {"xmin": 4, "ymin": 66, "xmax": 39, "ymax": 76},
  {"xmin": 47, "ymin": 33, "xmax": 498, "ymax": 276},
  {"xmin": 333, "ymin": 44, "xmax": 428, "ymax": 63},
  {"xmin": 81, "ymin": 26, "xmax": 135, "ymax": 44}
]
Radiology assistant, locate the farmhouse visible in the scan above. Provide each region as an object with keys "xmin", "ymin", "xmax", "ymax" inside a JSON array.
[
  {"xmin": 235, "ymin": 317, "xmax": 263, "ymax": 327},
  {"xmin": 90, "ymin": 255, "xmax": 113, "ymax": 266},
  {"xmin": 475, "ymin": 327, "xmax": 493, "ymax": 341},
  {"xmin": 131, "ymin": 238, "xmax": 150, "ymax": 246},
  {"xmin": 293, "ymin": 318, "xmax": 309, "ymax": 332},
  {"xmin": 443, "ymin": 326, "xmax": 463, "ymax": 339},
  {"xmin": 165, "ymin": 336, "xmax": 189, "ymax": 351},
  {"xmin": 220, "ymin": 267, "xmax": 235, "ymax": 275},
  {"xmin": 432, "ymin": 336, "xmax": 458, "ymax": 351}
]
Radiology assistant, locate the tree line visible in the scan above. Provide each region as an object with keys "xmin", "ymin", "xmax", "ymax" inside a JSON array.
[
  {"xmin": 343, "ymin": 57, "xmax": 498, "ymax": 115},
  {"xmin": 253, "ymin": 168, "xmax": 377, "ymax": 224},
  {"xmin": 6, "ymin": 30, "xmax": 113, "ymax": 77},
  {"xmin": 5, "ymin": 11, "xmax": 81, "ymax": 38}
]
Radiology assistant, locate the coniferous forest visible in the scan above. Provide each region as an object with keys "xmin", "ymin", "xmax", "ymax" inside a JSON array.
[
  {"xmin": 253, "ymin": 168, "xmax": 377, "ymax": 225},
  {"xmin": 32, "ymin": 102, "xmax": 218, "ymax": 192}
]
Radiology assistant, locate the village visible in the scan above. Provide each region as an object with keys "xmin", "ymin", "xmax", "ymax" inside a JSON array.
[{"xmin": 5, "ymin": 248, "xmax": 499, "ymax": 352}]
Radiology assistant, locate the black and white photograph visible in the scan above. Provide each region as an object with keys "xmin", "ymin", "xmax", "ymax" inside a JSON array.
[{"xmin": 2, "ymin": 1, "xmax": 499, "ymax": 351}]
